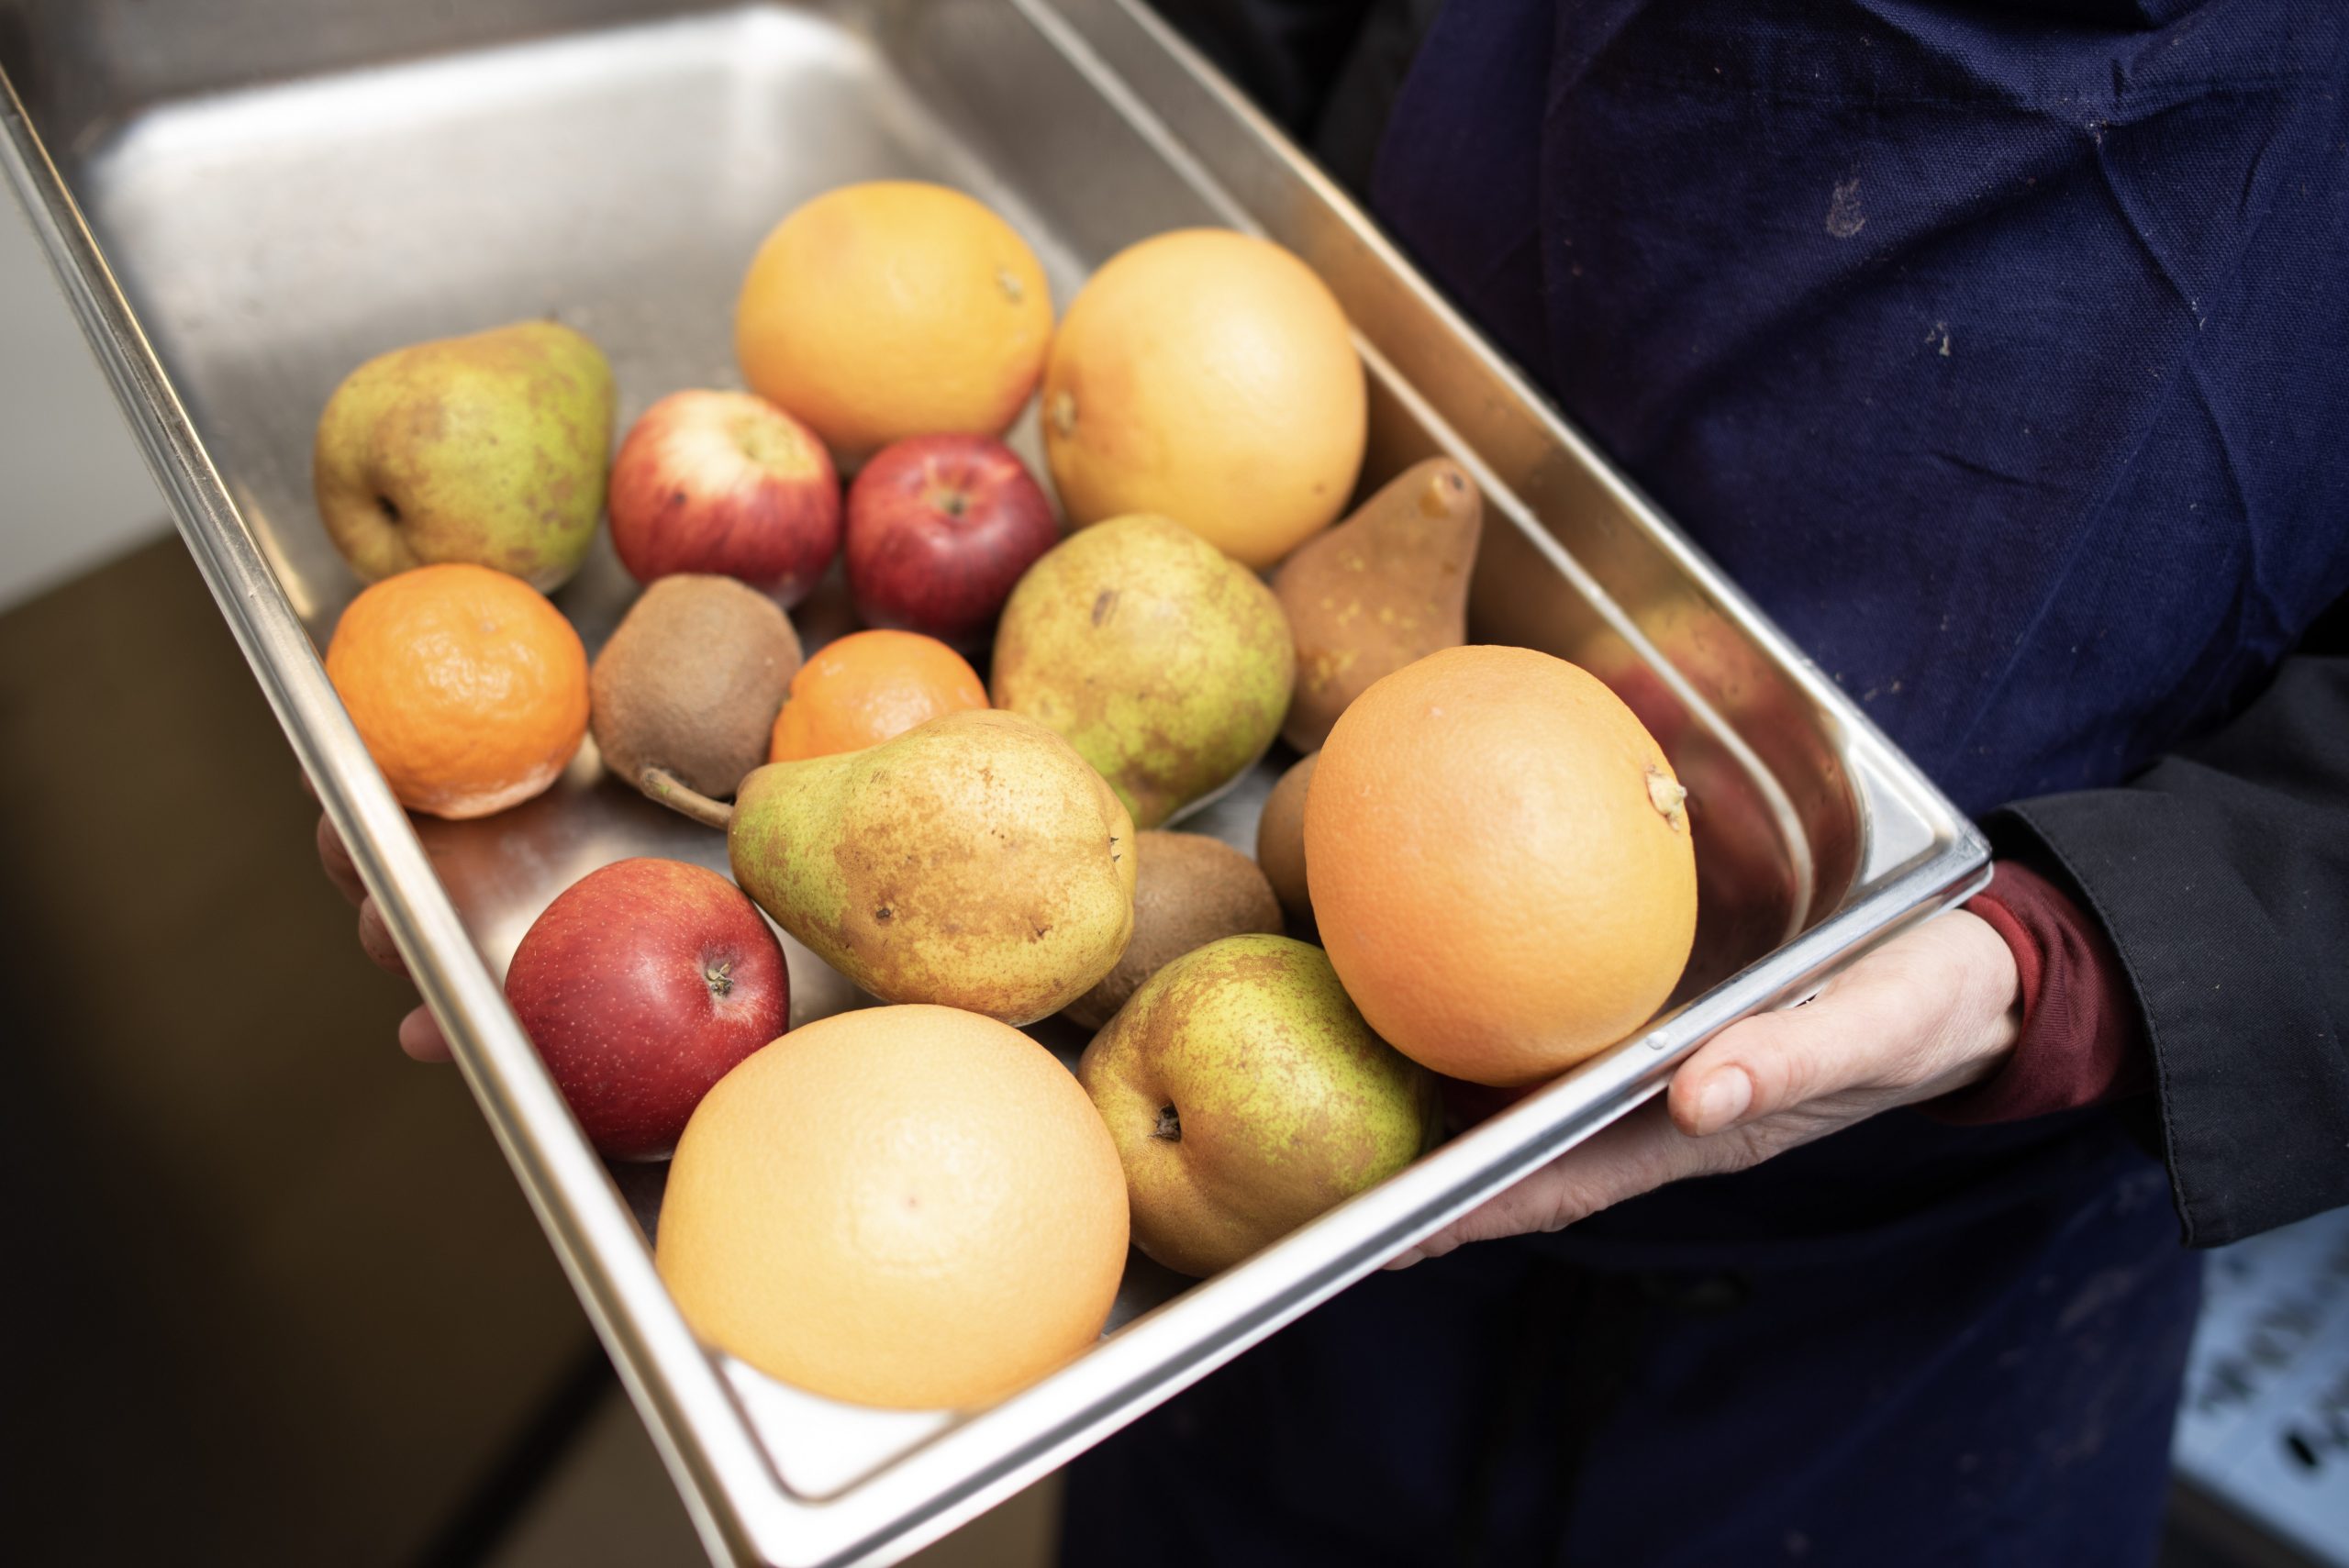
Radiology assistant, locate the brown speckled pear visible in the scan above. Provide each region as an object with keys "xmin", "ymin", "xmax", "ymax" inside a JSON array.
[
  {"xmin": 993, "ymin": 515, "xmax": 1294, "ymax": 828},
  {"xmin": 1274, "ymin": 457, "xmax": 1481, "ymax": 753},
  {"xmin": 665, "ymin": 708, "xmax": 1136, "ymax": 1026},
  {"xmin": 1077, "ymin": 934, "xmax": 1436, "ymax": 1277},
  {"xmin": 1062, "ymin": 830, "xmax": 1284, "ymax": 1031}
]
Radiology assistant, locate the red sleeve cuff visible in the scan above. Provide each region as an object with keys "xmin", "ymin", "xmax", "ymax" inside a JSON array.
[{"xmin": 1922, "ymin": 860, "xmax": 2151, "ymax": 1126}]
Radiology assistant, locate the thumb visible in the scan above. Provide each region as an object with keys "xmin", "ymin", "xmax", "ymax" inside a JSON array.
[{"xmin": 1666, "ymin": 912, "xmax": 2014, "ymax": 1137}]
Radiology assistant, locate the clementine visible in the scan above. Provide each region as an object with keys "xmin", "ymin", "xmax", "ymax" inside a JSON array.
[
  {"xmin": 654, "ymin": 1005, "xmax": 1130, "ymax": 1409},
  {"xmin": 324, "ymin": 563, "xmax": 588, "ymax": 819},
  {"xmin": 1303, "ymin": 645, "xmax": 1698, "ymax": 1086},
  {"xmin": 734, "ymin": 181, "xmax": 1053, "ymax": 462},
  {"xmin": 768, "ymin": 628, "xmax": 988, "ymax": 762}
]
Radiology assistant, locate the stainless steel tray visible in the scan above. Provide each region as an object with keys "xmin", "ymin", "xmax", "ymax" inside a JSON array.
[{"xmin": 2, "ymin": 3, "xmax": 1989, "ymax": 1562}]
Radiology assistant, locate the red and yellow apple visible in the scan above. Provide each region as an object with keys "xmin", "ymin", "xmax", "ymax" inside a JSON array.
[{"xmin": 608, "ymin": 390, "xmax": 841, "ymax": 606}]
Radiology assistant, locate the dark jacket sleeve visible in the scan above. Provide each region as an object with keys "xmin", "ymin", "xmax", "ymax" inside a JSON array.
[{"xmin": 1987, "ymin": 644, "xmax": 2349, "ymax": 1249}]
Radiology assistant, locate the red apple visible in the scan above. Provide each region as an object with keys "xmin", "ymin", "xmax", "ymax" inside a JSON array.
[
  {"xmin": 504, "ymin": 857, "xmax": 788, "ymax": 1161},
  {"xmin": 608, "ymin": 390, "xmax": 841, "ymax": 606},
  {"xmin": 844, "ymin": 434, "xmax": 1060, "ymax": 644}
]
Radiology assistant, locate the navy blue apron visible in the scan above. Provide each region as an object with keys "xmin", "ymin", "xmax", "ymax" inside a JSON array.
[{"xmin": 1064, "ymin": 4, "xmax": 2349, "ymax": 1563}]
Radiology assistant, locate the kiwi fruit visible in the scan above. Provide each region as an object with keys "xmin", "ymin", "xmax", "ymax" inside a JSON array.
[
  {"xmin": 1063, "ymin": 830, "xmax": 1283, "ymax": 1030},
  {"xmin": 1256, "ymin": 751, "xmax": 1316, "ymax": 927},
  {"xmin": 591, "ymin": 574, "xmax": 803, "ymax": 801},
  {"xmin": 1274, "ymin": 457, "xmax": 1482, "ymax": 753}
]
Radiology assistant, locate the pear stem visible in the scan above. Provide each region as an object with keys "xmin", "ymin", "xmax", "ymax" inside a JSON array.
[{"xmin": 643, "ymin": 767, "xmax": 734, "ymax": 832}]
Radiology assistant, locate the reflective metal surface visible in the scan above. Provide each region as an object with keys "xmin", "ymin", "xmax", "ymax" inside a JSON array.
[{"xmin": 3, "ymin": 3, "xmax": 1987, "ymax": 1563}]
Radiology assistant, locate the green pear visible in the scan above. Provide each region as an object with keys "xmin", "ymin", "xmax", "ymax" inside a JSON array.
[
  {"xmin": 648, "ymin": 708, "xmax": 1136, "ymax": 1026},
  {"xmin": 1077, "ymin": 933, "xmax": 1436, "ymax": 1276},
  {"xmin": 992, "ymin": 515, "xmax": 1294, "ymax": 828},
  {"xmin": 314, "ymin": 320, "xmax": 616, "ymax": 592}
]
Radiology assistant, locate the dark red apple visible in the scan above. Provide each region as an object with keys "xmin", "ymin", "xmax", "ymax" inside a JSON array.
[
  {"xmin": 844, "ymin": 434, "xmax": 1060, "ymax": 644},
  {"xmin": 608, "ymin": 390, "xmax": 841, "ymax": 606},
  {"xmin": 504, "ymin": 857, "xmax": 788, "ymax": 1161}
]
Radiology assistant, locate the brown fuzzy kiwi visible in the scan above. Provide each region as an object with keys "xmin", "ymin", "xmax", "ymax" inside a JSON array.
[
  {"xmin": 1063, "ymin": 830, "xmax": 1284, "ymax": 1030},
  {"xmin": 1273, "ymin": 457, "xmax": 1482, "ymax": 753},
  {"xmin": 1255, "ymin": 751, "xmax": 1316, "ymax": 926},
  {"xmin": 591, "ymin": 575, "xmax": 803, "ymax": 801}
]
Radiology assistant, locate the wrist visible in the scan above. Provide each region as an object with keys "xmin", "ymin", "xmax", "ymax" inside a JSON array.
[{"xmin": 1935, "ymin": 906, "xmax": 2025, "ymax": 1088}]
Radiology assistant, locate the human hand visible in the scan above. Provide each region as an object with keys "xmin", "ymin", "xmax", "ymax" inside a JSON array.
[
  {"xmin": 1388, "ymin": 908, "xmax": 2021, "ymax": 1268},
  {"xmin": 314, "ymin": 805, "xmax": 452, "ymax": 1063}
]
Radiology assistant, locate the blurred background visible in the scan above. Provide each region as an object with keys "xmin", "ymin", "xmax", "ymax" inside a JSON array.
[{"xmin": 1, "ymin": 12, "xmax": 2343, "ymax": 1562}]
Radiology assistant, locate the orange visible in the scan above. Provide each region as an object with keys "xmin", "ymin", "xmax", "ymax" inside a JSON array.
[
  {"xmin": 734, "ymin": 181, "xmax": 1053, "ymax": 462},
  {"xmin": 655, "ymin": 1005, "xmax": 1130, "ymax": 1408},
  {"xmin": 768, "ymin": 628, "xmax": 987, "ymax": 762},
  {"xmin": 1041, "ymin": 228, "xmax": 1366, "ymax": 569},
  {"xmin": 1303, "ymin": 646, "xmax": 1698, "ymax": 1087},
  {"xmin": 324, "ymin": 562, "xmax": 588, "ymax": 819}
]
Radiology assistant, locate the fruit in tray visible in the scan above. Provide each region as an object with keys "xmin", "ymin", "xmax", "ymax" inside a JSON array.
[
  {"xmin": 325, "ymin": 562, "xmax": 588, "ymax": 819},
  {"xmin": 1078, "ymin": 934, "xmax": 1435, "ymax": 1278},
  {"xmin": 314, "ymin": 320, "xmax": 615, "ymax": 592},
  {"xmin": 651, "ymin": 709, "xmax": 1136, "ymax": 1027},
  {"xmin": 1254, "ymin": 751, "xmax": 1316, "ymax": 928},
  {"xmin": 993, "ymin": 514, "xmax": 1295, "ymax": 828},
  {"xmin": 844, "ymin": 434, "xmax": 1061, "ymax": 648},
  {"xmin": 735, "ymin": 181, "xmax": 1052, "ymax": 463},
  {"xmin": 1041, "ymin": 228, "xmax": 1365, "ymax": 569},
  {"xmin": 607, "ymin": 390, "xmax": 841, "ymax": 606},
  {"xmin": 1062, "ymin": 830, "xmax": 1284, "ymax": 1031},
  {"xmin": 658, "ymin": 1006, "xmax": 1129, "ymax": 1408},
  {"xmin": 1275, "ymin": 457, "xmax": 1483, "ymax": 753},
  {"xmin": 504, "ymin": 858, "xmax": 788, "ymax": 1162},
  {"xmin": 589, "ymin": 574, "xmax": 802, "ymax": 803},
  {"xmin": 766, "ymin": 628, "xmax": 988, "ymax": 763},
  {"xmin": 308, "ymin": 183, "xmax": 1715, "ymax": 1336},
  {"xmin": 1307, "ymin": 646, "xmax": 1698, "ymax": 1086}
]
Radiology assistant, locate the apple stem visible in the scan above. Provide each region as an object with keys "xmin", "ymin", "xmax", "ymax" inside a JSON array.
[{"xmin": 642, "ymin": 767, "xmax": 734, "ymax": 832}]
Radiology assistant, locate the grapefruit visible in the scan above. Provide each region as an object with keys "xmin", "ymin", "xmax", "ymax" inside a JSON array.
[
  {"xmin": 1303, "ymin": 646, "xmax": 1698, "ymax": 1086},
  {"xmin": 734, "ymin": 182, "xmax": 1053, "ymax": 462},
  {"xmin": 1041, "ymin": 229, "xmax": 1365, "ymax": 569},
  {"xmin": 654, "ymin": 1005, "xmax": 1129, "ymax": 1409}
]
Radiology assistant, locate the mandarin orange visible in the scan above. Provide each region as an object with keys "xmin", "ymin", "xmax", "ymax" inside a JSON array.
[
  {"xmin": 768, "ymin": 628, "xmax": 987, "ymax": 762},
  {"xmin": 324, "ymin": 563, "xmax": 588, "ymax": 819}
]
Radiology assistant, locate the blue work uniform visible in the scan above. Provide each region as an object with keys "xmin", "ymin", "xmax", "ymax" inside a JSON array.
[{"xmin": 1063, "ymin": 3, "xmax": 2349, "ymax": 1564}]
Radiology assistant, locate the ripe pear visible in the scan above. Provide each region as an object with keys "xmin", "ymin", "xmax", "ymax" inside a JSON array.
[
  {"xmin": 993, "ymin": 515, "xmax": 1294, "ymax": 828},
  {"xmin": 1274, "ymin": 457, "xmax": 1481, "ymax": 752},
  {"xmin": 314, "ymin": 320, "xmax": 616, "ymax": 592},
  {"xmin": 1077, "ymin": 933, "xmax": 1436, "ymax": 1277},
  {"xmin": 648, "ymin": 708, "xmax": 1136, "ymax": 1026}
]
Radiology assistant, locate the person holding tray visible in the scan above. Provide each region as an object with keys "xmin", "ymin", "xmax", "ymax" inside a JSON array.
[
  {"xmin": 1044, "ymin": 3, "xmax": 2349, "ymax": 1565},
  {"xmin": 321, "ymin": 2, "xmax": 2348, "ymax": 1562}
]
